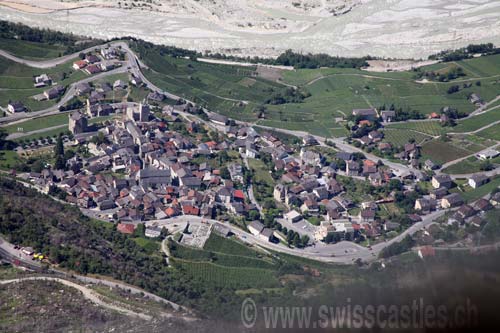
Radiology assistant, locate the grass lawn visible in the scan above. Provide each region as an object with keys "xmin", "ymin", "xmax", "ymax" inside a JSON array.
[
  {"xmin": 476, "ymin": 125, "xmax": 500, "ymax": 141},
  {"xmin": 461, "ymin": 176, "xmax": 500, "ymax": 202},
  {"xmin": 442, "ymin": 156, "xmax": 483, "ymax": 174},
  {"xmin": 248, "ymin": 158, "xmax": 274, "ymax": 184},
  {"xmin": 4, "ymin": 113, "xmax": 69, "ymax": 134},
  {"xmin": 0, "ymin": 150, "xmax": 20, "ymax": 170},
  {"xmin": 133, "ymin": 237, "xmax": 160, "ymax": 255}
]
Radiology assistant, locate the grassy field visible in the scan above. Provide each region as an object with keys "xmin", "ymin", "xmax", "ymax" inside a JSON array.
[
  {"xmin": 3, "ymin": 113, "xmax": 69, "ymax": 134},
  {"xmin": 0, "ymin": 150, "xmax": 20, "ymax": 170},
  {"xmin": 476, "ymin": 125, "xmax": 500, "ymax": 141},
  {"xmin": 451, "ymin": 107, "xmax": 500, "ymax": 133},
  {"xmin": 443, "ymin": 155, "xmax": 500, "ymax": 174},
  {"xmin": 0, "ymin": 56, "xmax": 85, "ymax": 111},
  {"xmin": 442, "ymin": 156, "xmax": 483, "ymax": 174},
  {"xmin": 0, "ymin": 38, "xmax": 67, "ymax": 60},
  {"xmin": 203, "ymin": 233, "xmax": 261, "ymax": 257}
]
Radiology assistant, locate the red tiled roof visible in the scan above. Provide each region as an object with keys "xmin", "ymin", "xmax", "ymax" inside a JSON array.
[
  {"xmin": 363, "ymin": 159, "xmax": 376, "ymax": 167},
  {"xmin": 205, "ymin": 141, "xmax": 217, "ymax": 148},
  {"xmin": 418, "ymin": 246, "xmax": 435, "ymax": 257},
  {"xmin": 74, "ymin": 60, "xmax": 87, "ymax": 68},
  {"xmin": 165, "ymin": 207, "xmax": 178, "ymax": 217},
  {"xmin": 117, "ymin": 223, "xmax": 135, "ymax": 234},
  {"xmin": 233, "ymin": 189, "xmax": 245, "ymax": 200},
  {"xmin": 182, "ymin": 205, "xmax": 200, "ymax": 216}
]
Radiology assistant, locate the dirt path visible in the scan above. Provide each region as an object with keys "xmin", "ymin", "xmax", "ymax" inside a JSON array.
[{"xmin": 0, "ymin": 276, "xmax": 152, "ymax": 320}]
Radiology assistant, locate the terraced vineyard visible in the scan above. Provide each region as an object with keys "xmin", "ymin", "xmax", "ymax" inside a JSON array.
[
  {"xmin": 169, "ymin": 234, "xmax": 281, "ymax": 289},
  {"xmin": 173, "ymin": 260, "xmax": 280, "ymax": 289}
]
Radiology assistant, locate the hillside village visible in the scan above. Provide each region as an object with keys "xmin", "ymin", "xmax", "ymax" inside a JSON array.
[
  {"xmin": 0, "ymin": 35, "xmax": 498, "ymax": 255},
  {"xmin": 13, "ymin": 92, "xmax": 500, "ymax": 249}
]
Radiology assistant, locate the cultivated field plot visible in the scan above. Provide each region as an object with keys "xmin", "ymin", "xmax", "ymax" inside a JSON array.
[
  {"xmin": 385, "ymin": 121, "xmax": 443, "ymax": 137},
  {"xmin": 170, "ymin": 234, "xmax": 280, "ymax": 289},
  {"xmin": 421, "ymin": 140, "xmax": 476, "ymax": 164},
  {"xmin": 455, "ymin": 54, "xmax": 500, "ymax": 78},
  {"xmin": 382, "ymin": 129, "xmax": 431, "ymax": 147},
  {"xmin": 386, "ymin": 106, "xmax": 500, "ymax": 138}
]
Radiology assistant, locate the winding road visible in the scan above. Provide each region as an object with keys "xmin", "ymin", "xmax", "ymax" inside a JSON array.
[{"xmin": 1, "ymin": 41, "xmax": 498, "ymax": 266}]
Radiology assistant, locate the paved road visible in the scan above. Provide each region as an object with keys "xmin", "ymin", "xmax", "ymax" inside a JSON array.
[
  {"xmin": 145, "ymin": 209, "xmax": 447, "ymax": 264},
  {"xmin": 0, "ymin": 44, "xmax": 102, "ymax": 69},
  {"xmin": 6, "ymin": 124, "xmax": 67, "ymax": 140},
  {"xmin": 242, "ymin": 155, "xmax": 263, "ymax": 215},
  {"xmin": 0, "ymin": 66, "xmax": 128, "ymax": 125},
  {"xmin": 248, "ymin": 122, "xmax": 413, "ymax": 176}
]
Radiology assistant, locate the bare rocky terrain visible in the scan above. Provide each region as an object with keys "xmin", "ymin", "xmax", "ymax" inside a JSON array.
[{"xmin": 0, "ymin": 0, "xmax": 499, "ymax": 58}]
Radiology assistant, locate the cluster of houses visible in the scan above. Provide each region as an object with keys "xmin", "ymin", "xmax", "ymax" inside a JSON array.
[
  {"xmin": 72, "ymin": 52, "xmax": 119, "ymax": 75},
  {"xmin": 19, "ymin": 88, "xmax": 499, "ymax": 245},
  {"xmin": 27, "ymin": 103, "xmax": 272, "ymax": 235},
  {"xmin": 415, "ymin": 173, "xmax": 498, "ymax": 226}
]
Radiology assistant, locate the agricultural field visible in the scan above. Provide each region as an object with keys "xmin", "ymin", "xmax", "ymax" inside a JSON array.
[
  {"xmin": 442, "ymin": 154, "xmax": 500, "ymax": 174},
  {"xmin": 137, "ymin": 47, "xmax": 500, "ymax": 138},
  {"xmin": 169, "ymin": 234, "xmax": 281, "ymax": 289},
  {"xmin": 455, "ymin": 54, "xmax": 500, "ymax": 78},
  {"xmin": 382, "ymin": 128, "xmax": 432, "ymax": 147},
  {"xmin": 385, "ymin": 121, "xmax": 444, "ymax": 136},
  {"xmin": 385, "ymin": 106, "xmax": 500, "ymax": 137},
  {"xmin": 450, "ymin": 107, "xmax": 500, "ymax": 133},
  {"xmin": 203, "ymin": 233, "xmax": 260, "ymax": 257},
  {"xmin": 421, "ymin": 139, "xmax": 478, "ymax": 164}
]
